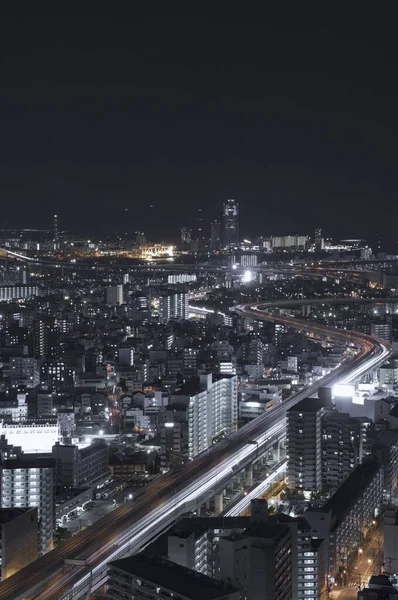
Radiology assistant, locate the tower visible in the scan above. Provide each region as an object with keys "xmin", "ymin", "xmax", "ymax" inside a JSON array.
[
  {"xmin": 314, "ymin": 228, "xmax": 322, "ymax": 252},
  {"xmin": 223, "ymin": 199, "xmax": 239, "ymax": 248},
  {"xmin": 53, "ymin": 214, "xmax": 58, "ymax": 241}
]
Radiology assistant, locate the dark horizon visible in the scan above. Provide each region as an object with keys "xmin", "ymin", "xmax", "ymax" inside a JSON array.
[{"xmin": 1, "ymin": 4, "xmax": 398, "ymax": 242}]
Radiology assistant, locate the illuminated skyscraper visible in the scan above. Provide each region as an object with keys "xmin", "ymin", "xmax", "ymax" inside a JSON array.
[{"xmin": 223, "ymin": 199, "xmax": 239, "ymax": 248}]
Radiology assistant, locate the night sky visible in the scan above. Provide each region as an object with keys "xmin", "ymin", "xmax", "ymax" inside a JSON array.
[{"xmin": 1, "ymin": 4, "xmax": 398, "ymax": 242}]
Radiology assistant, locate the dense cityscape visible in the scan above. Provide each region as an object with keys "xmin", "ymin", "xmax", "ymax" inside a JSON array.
[
  {"xmin": 2, "ymin": 4, "xmax": 398, "ymax": 600},
  {"xmin": 0, "ymin": 200, "xmax": 397, "ymax": 600}
]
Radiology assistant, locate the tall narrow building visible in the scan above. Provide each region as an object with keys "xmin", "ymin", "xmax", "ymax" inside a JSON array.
[
  {"xmin": 287, "ymin": 398, "xmax": 325, "ymax": 493},
  {"xmin": 223, "ymin": 199, "xmax": 239, "ymax": 248}
]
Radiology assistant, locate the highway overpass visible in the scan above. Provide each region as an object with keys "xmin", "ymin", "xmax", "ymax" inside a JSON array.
[{"xmin": 0, "ymin": 302, "xmax": 391, "ymax": 600}]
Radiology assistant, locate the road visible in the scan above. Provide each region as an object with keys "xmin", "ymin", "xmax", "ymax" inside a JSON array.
[{"xmin": 0, "ymin": 302, "xmax": 391, "ymax": 600}]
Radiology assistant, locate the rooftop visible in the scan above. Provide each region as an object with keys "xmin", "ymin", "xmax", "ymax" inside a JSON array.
[{"xmin": 110, "ymin": 554, "xmax": 239, "ymax": 600}]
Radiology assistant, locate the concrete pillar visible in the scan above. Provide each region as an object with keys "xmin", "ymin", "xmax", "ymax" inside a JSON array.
[
  {"xmin": 215, "ymin": 492, "xmax": 223, "ymax": 514},
  {"xmin": 245, "ymin": 463, "xmax": 253, "ymax": 487}
]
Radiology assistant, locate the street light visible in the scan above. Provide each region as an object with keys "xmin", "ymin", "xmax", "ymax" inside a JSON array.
[
  {"xmin": 359, "ymin": 548, "xmax": 363, "ymax": 554},
  {"xmin": 367, "ymin": 558, "xmax": 372, "ymax": 564}
]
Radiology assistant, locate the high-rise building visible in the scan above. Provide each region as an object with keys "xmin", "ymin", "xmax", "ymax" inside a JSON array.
[
  {"xmin": 162, "ymin": 373, "xmax": 238, "ymax": 468},
  {"xmin": 0, "ymin": 455, "xmax": 55, "ymax": 555},
  {"xmin": 219, "ymin": 520, "xmax": 292, "ymax": 600},
  {"xmin": 314, "ymin": 228, "xmax": 322, "ymax": 252},
  {"xmin": 180, "ymin": 226, "xmax": 192, "ymax": 244},
  {"xmin": 287, "ymin": 398, "xmax": 325, "ymax": 493},
  {"xmin": 106, "ymin": 284, "xmax": 124, "ymax": 306},
  {"xmin": 210, "ymin": 220, "xmax": 221, "ymax": 250},
  {"xmin": 32, "ymin": 317, "xmax": 61, "ymax": 360},
  {"xmin": 223, "ymin": 199, "xmax": 239, "ymax": 248},
  {"xmin": 53, "ymin": 214, "xmax": 58, "ymax": 241},
  {"xmin": 371, "ymin": 322, "xmax": 392, "ymax": 342},
  {"xmin": 158, "ymin": 292, "xmax": 188, "ymax": 324}
]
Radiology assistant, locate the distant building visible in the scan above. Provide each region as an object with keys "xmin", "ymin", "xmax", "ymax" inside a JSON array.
[
  {"xmin": 158, "ymin": 292, "xmax": 188, "ymax": 324},
  {"xmin": 210, "ymin": 220, "xmax": 221, "ymax": 250},
  {"xmin": 358, "ymin": 575, "xmax": 398, "ymax": 599},
  {"xmin": 0, "ymin": 285, "xmax": 39, "ymax": 302},
  {"xmin": 106, "ymin": 284, "xmax": 124, "ymax": 306},
  {"xmin": 0, "ymin": 507, "xmax": 39, "ymax": 581},
  {"xmin": 223, "ymin": 199, "xmax": 239, "ymax": 248},
  {"xmin": 108, "ymin": 554, "xmax": 240, "ymax": 600},
  {"xmin": 272, "ymin": 235, "xmax": 308, "ymax": 250},
  {"xmin": 181, "ymin": 226, "xmax": 192, "ymax": 244},
  {"xmin": 371, "ymin": 322, "xmax": 392, "ymax": 342}
]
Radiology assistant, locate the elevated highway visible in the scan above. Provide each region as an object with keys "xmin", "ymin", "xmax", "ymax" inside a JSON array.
[{"xmin": 0, "ymin": 302, "xmax": 391, "ymax": 600}]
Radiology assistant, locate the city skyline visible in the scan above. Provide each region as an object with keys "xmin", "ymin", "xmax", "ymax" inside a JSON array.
[{"xmin": 1, "ymin": 5, "xmax": 398, "ymax": 242}]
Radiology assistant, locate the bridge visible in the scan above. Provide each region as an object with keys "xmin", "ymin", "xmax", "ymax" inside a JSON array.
[{"xmin": 0, "ymin": 301, "xmax": 391, "ymax": 600}]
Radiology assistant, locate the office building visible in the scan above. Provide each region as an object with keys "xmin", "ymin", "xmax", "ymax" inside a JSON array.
[
  {"xmin": 52, "ymin": 439, "xmax": 109, "ymax": 489},
  {"xmin": 106, "ymin": 284, "xmax": 124, "ymax": 306},
  {"xmin": 118, "ymin": 347, "xmax": 134, "ymax": 366},
  {"xmin": 0, "ymin": 455, "xmax": 55, "ymax": 555},
  {"xmin": 305, "ymin": 458, "xmax": 383, "ymax": 577},
  {"xmin": 223, "ymin": 199, "xmax": 239, "ymax": 248},
  {"xmin": 210, "ymin": 219, "xmax": 221, "ymax": 250},
  {"xmin": 0, "ymin": 507, "xmax": 38, "ymax": 581},
  {"xmin": 108, "ymin": 554, "xmax": 240, "ymax": 600},
  {"xmin": 167, "ymin": 273, "xmax": 196, "ymax": 284},
  {"xmin": 287, "ymin": 398, "xmax": 325, "ymax": 493},
  {"xmin": 158, "ymin": 292, "xmax": 188, "ymax": 324},
  {"xmin": 40, "ymin": 360, "xmax": 75, "ymax": 389},
  {"xmin": 219, "ymin": 520, "xmax": 292, "ymax": 600}
]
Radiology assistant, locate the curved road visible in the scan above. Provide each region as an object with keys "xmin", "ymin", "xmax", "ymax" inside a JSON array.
[{"xmin": 0, "ymin": 302, "xmax": 391, "ymax": 600}]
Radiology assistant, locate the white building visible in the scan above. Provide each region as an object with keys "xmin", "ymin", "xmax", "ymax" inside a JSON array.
[
  {"xmin": 159, "ymin": 292, "xmax": 188, "ymax": 324},
  {"xmin": 0, "ymin": 455, "xmax": 55, "ymax": 555},
  {"xmin": 164, "ymin": 373, "xmax": 238, "ymax": 465},
  {"xmin": 0, "ymin": 285, "xmax": 39, "ymax": 301},
  {"xmin": 167, "ymin": 274, "xmax": 196, "ymax": 284},
  {"xmin": 0, "ymin": 420, "xmax": 60, "ymax": 454}
]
